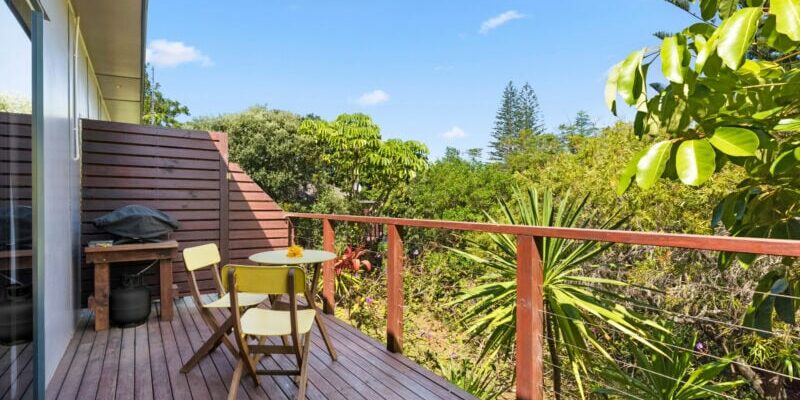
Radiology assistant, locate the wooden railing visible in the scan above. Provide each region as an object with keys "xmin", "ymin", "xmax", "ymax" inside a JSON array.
[{"xmin": 286, "ymin": 212, "xmax": 800, "ymax": 400}]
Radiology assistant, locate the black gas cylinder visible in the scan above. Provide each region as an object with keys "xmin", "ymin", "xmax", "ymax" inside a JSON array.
[
  {"xmin": 110, "ymin": 274, "xmax": 151, "ymax": 328},
  {"xmin": 0, "ymin": 284, "xmax": 33, "ymax": 345}
]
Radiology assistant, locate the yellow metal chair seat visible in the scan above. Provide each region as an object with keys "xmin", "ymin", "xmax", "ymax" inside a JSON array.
[
  {"xmin": 240, "ymin": 308, "xmax": 315, "ymax": 337},
  {"xmin": 203, "ymin": 292, "xmax": 267, "ymax": 309}
]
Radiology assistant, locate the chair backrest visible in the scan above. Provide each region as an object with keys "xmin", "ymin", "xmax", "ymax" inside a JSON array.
[
  {"xmin": 183, "ymin": 243, "xmax": 221, "ymax": 271},
  {"xmin": 222, "ymin": 265, "xmax": 306, "ymax": 295}
]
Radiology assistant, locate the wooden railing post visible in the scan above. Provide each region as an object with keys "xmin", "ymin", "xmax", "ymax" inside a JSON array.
[
  {"xmin": 516, "ymin": 235, "xmax": 544, "ymax": 400},
  {"xmin": 386, "ymin": 224, "xmax": 404, "ymax": 353},
  {"xmin": 322, "ymin": 218, "xmax": 335, "ymax": 314}
]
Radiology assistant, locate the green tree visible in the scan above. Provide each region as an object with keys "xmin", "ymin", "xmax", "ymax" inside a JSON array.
[
  {"xmin": 517, "ymin": 82, "xmax": 544, "ymax": 135},
  {"xmin": 189, "ymin": 106, "xmax": 323, "ymax": 207},
  {"xmin": 490, "ymin": 82, "xmax": 519, "ymax": 161},
  {"xmin": 490, "ymin": 81, "xmax": 545, "ymax": 162},
  {"xmin": 142, "ymin": 65, "xmax": 190, "ymax": 127},
  {"xmin": 608, "ymin": 0, "xmax": 799, "ymax": 337},
  {"xmin": 387, "ymin": 148, "xmax": 515, "ymax": 245},
  {"xmin": 558, "ymin": 111, "xmax": 599, "ymax": 137},
  {"xmin": 0, "ymin": 93, "xmax": 31, "ymax": 113},
  {"xmin": 299, "ymin": 113, "xmax": 428, "ymax": 213}
]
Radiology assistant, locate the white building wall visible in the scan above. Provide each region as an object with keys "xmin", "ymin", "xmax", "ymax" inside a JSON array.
[{"xmin": 42, "ymin": 0, "xmax": 108, "ymax": 386}]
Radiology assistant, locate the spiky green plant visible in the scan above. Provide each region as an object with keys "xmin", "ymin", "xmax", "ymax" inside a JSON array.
[
  {"xmin": 437, "ymin": 358, "xmax": 511, "ymax": 400},
  {"xmin": 450, "ymin": 187, "xmax": 667, "ymax": 398},
  {"xmin": 593, "ymin": 335, "xmax": 744, "ymax": 399}
]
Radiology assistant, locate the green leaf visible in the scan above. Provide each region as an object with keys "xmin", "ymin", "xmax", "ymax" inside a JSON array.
[
  {"xmin": 716, "ymin": 8, "xmax": 762, "ymax": 70},
  {"xmin": 775, "ymin": 118, "xmax": 800, "ymax": 131},
  {"xmin": 775, "ymin": 280, "xmax": 796, "ymax": 324},
  {"xmin": 754, "ymin": 293, "xmax": 775, "ymax": 337},
  {"xmin": 676, "ymin": 139, "xmax": 716, "ymax": 185},
  {"xmin": 770, "ymin": 148, "xmax": 799, "ymax": 175},
  {"xmin": 764, "ymin": 15, "xmax": 798, "ymax": 52},
  {"xmin": 718, "ymin": 0, "xmax": 738, "ymax": 19},
  {"xmin": 701, "ymin": 0, "xmax": 718, "ymax": 20},
  {"xmin": 708, "ymin": 127, "xmax": 760, "ymax": 156},
  {"xmin": 636, "ymin": 141, "xmax": 673, "ymax": 189},
  {"xmin": 771, "ymin": 0, "xmax": 800, "ymax": 41},
  {"xmin": 661, "ymin": 36, "xmax": 685, "ymax": 83},
  {"xmin": 617, "ymin": 148, "xmax": 646, "ymax": 195},
  {"xmin": 617, "ymin": 49, "xmax": 646, "ymax": 106},
  {"xmin": 605, "ymin": 62, "xmax": 622, "ymax": 115}
]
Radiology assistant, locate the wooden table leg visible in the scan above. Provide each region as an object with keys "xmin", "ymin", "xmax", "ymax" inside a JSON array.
[
  {"xmin": 94, "ymin": 262, "xmax": 110, "ymax": 331},
  {"xmin": 160, "ymin": 258, "xmax": 174, "ymax": 321},
  {"xmin": 307, "ymin": 263, "xmax": 337, "ymax": 361}
]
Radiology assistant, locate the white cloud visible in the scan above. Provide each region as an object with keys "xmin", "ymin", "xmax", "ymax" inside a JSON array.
[
  {"xmin": 441, "ymin": 126, "xmax": 466, "ymax": 139},
  {"xmin": 479, "ymin": 10, "xmax": 525, "ymax": 34},
  {"xmin": 146, "ymin": 39, "xmax": 212, "ymax": 68},
  {"xmin": 356, "ymin": 89, "xmax": 390, "ymax": 106}
]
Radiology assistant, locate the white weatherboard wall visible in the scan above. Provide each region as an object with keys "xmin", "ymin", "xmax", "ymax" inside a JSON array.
[{"xmin": 41, "ymin": 0, "xmax": 107, "ymax": 385}]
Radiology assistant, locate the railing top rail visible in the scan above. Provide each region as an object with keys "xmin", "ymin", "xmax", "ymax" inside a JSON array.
[{"xmin": 286, "ymin": 212, "xmax": 800, "ymax": 257}]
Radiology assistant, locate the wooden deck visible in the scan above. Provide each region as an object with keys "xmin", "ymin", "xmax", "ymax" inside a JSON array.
[{"xmin": 46, "ymin": 296, "xmax": 476, "ymax": 400}]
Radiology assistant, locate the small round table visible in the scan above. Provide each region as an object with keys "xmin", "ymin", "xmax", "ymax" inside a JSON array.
[{"xmin": 248, "ymin": 249, "xmax": 338, "ymax": 361}]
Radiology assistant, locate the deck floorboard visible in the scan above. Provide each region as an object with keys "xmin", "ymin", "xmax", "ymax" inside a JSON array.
[{"xmin": 45, "ymin": 295, "xmax": 474, "ymax": 400}]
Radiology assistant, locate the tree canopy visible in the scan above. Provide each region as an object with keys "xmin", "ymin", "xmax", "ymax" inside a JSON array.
[{"xmin": 142, "ymin": 65, "xmax": 190, "ymax": 127}]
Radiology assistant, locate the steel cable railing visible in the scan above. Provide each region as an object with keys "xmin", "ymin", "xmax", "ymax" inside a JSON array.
[
  {"xmin": 541, "ymin": 310, "xmax": 800, "ymax": 383},
  {"xmin": 286, "ymin": 213, "xmax": 800, "ymax": 400}
]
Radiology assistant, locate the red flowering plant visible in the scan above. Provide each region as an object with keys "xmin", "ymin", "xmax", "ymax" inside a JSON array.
[
  {"xmin": 330, "ymin": 245, "xmax": 378, "ymax": 320},
  {"xmin": 333, "ymin": 245, "xmax": 373, "ymax": 275}
]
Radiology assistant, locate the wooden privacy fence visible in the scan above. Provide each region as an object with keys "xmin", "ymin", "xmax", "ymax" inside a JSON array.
[
  {"xmin": 286, "ymin": 212, "xmax": 800, "ymax": 400},
  {"xmin": 81, "ymin": 119, "xmax": 288, "ymax": 301}
]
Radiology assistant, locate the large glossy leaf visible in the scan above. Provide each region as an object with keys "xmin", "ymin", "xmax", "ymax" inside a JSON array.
[
  {"xmin": 636, "ymin": 141, "xmax": 673, "ymax": 189},
  {"xmin": 676, "ymin": 139, "xmax": 716, "ymax": 185},
  {"xmin": 718, "ymin": 0, "xmax": 738, "ymax": 19},
  {"xmin": 701, "ymin": 0, "xmax": 718, "ymax": 20},
  {"xmin": 708, "ymin": 127, "xmax": 759, "ymax": 156},
  {"xmin": 617, "ymin": 49, "xmax": 646, "ymax": 106},
  {"xmin": 715, "ymin": 8, "xmax": 762, "ymax": 70},
  {"xmin": 771, "ymin": 0, "xmax": 800, "ymax": 41},
  {"xmin": 661, "ymin": 36, "xmax": 685, "ymax": 83},
  {"xmin": 605, "ymin": 62, "xmax": 622, "ymax": 115}
]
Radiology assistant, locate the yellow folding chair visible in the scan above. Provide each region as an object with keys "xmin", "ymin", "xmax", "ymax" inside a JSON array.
[
  {"xmin": 179, "ymin": 244, "xmax": 268, "ymax": 373},
  {"xmin": 223, "ymin": 265, "xmax": 316, "ymax": 400}
]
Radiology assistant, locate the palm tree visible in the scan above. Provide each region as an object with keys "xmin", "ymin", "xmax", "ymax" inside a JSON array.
[{"xmin": 450, "ymin": 187, "xmax": 666, "ymax": 398}]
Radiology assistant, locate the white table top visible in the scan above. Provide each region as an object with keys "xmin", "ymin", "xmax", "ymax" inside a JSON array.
[{"xmin": 248, "ymin": 249, "xmax": 336, "ymax": 265}]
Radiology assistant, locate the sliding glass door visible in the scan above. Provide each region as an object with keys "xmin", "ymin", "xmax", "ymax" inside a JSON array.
[{"xmin": 0, "ymin": 2, "xmax": 42, "ymax": 398}]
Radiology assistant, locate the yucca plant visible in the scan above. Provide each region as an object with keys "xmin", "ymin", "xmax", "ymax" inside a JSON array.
[
  {"xmin": 437, "ymin": 358, "xmax": 511, "ymax": 400},
  {"xmin": 450, "ymin": 187, "xmax": 667, "ymax": 398},
  {"xmin": 593, "ymin": 335, "xmax": 744, "ymax": 399}
]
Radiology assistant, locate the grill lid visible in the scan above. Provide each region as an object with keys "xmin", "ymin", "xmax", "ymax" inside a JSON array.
[{"xmin": 93, "ymin": 205, "xmax": 179, "ymax": 243}]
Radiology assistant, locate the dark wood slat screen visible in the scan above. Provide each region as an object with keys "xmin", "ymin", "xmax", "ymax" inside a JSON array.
[
  {"xmin": 81, "ymin": 119, "xmax": 288, "ymax": 302},
  {"xmin": 0, "ymin": 113, "xmax": 33, "ymax": 273}
]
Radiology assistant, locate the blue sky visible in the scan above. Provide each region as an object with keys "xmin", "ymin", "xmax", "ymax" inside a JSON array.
[{"xmin": 2, "ymin": 1, "xmax": 696, "ymax": 159}]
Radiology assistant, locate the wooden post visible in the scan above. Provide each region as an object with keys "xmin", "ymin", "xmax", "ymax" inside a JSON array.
[
  {"xmin": 159, "ymin": 258, "xmax": 174, "ymax": 321},
  {"xmin": 218, "ymin": 132, "xmax": 230, "ymax": 266},
  {"xmin": 322, "ymin": 218, "xmax": 335, "ymax": 314},
  {"xmin": 386, "ymin": 224, "xmax": 404, "ymax": 353},
  {"xmin": 93, "ymin": 262, "xmax": 110, "ymax": 331},
  {"xmin": 516, "ymin": 235, "xmax": 544, "ymax": 400}
]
